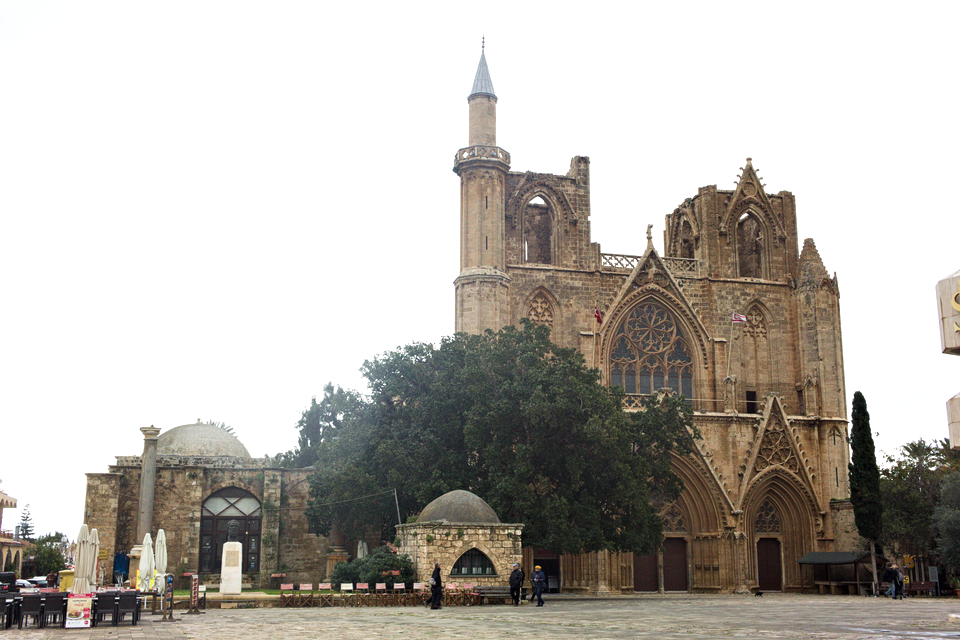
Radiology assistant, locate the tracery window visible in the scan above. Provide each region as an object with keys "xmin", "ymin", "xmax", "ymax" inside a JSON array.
[
  {"xmin": 754, "ymin": 418, "xmax": 799, "ymax": 473},
  {"xmin": 451, "ymin": 548, "xmax": 496, "ymax": 576},
  {"xmin": 528, "ymin": 292, "xmax": 554, "ymax": 328},
  {"xmin": 754, "ymin": 499, "xmax": 781, "ymax": 533},
  {"xmin": 609, "ymin": 302, "xmax": 693, "ymax": 400},
  {"xmin": 663, "ymin": 503, "xmax": 687, "ymax": 533},
  {"xmin": 199, "ymin": 487, "xmax": 262, "ymax": 574}
]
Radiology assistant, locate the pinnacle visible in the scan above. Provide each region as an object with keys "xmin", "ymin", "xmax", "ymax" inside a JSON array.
[{"xmin": 469, "ymin": 50, "xmax": 496, "ymax": 99}]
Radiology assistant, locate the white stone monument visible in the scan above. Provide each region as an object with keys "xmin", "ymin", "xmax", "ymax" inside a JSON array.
[{"xmin": 220, "ymin": 541, "xmax": 243, "ymax": 595}]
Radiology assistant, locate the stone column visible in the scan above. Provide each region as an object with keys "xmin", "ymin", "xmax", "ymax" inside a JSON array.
[
  {"xmin": 325, "ymin": 522, "xmax": 349, "ymax": 578},
  {"xmin": 136, "ymin": 426, "xmax": 161, "ymax": 543}
]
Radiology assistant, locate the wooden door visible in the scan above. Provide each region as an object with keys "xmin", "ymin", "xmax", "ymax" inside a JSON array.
[
  {"xmin": 756, "ymin": 538, "xmax": 782, "ymax": 591},
  {"xmin": 633, "ymin": 553, "xmax": 658, "ymax": 592},
  {"xmin": 663, "ymin": 538, "xmax": 688, "ymax": 592}
]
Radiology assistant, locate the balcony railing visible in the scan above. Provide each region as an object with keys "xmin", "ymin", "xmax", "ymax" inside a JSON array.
[
  {"xmin": 601, "ymin": 254, "xmax": 700, "ymax": 278},
  {"xmin": 453, "ymin": 145, "xmax": 511, "ymax": 171}
]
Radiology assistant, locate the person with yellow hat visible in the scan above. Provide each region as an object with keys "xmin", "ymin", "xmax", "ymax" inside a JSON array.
[{"xmin": 532, "ymin": 565, "xmax": 547, "ymax": 606}]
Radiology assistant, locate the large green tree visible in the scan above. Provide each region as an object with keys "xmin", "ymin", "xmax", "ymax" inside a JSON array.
[
  {"xmin": 277, "ymin": 383, "xmax": 364, "ymax": 468},
  {"xmin": 935, "ymin": 471, "xmax": 960, "ymax": 570},
  {"xmin": 879, "ymin": 440, "xmax": 943, "ymax": 557},
  {"xmin": 849, "ymin": 391, "xmax": 882, "ymax": 589},
  {"xmin": 28, "ymin": 532, "xmax": 67, "ymax": 576},
  {"xmin": 304, "ymin": 321, "xmax": 697, "ymax": 556}
]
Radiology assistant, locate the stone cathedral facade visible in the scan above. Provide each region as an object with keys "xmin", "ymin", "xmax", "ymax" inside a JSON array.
[{"xmin": 454, "ymin": 50, "xmax": 855, "ymax": 593}]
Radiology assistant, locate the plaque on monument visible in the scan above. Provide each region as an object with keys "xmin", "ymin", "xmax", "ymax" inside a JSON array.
[{"xmin": 220, "ymin": 541, "xmax": 243, "ymax": 595}]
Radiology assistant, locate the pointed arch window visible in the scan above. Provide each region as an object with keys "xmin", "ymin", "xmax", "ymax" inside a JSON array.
[
  {"xmin": 736, "ymin": 213, "xmax": 763, "ymax": 278},
  {"xmin": 523, "ymin": 196, "xmax": 553, "ymax": 264},
  {"xmin": 609, "ymin": 302, "xmax": 693, "ymax": 401},
  {"xmin": 451, "ymin": 548, "xmax": 496, "ymax": 576}
]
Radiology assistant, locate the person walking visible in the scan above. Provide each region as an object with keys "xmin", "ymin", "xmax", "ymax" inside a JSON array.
[
  {"xmin": 882, "ymin": 564, "xmax": 898, "ymax": 598},
  {"xmin": 532, "ymin": 565, "xmax": 547, "ymax": 607},
  {"xmin": 894, "ymin": 565, "xmax": 904, "ymax": 600},
  {"xmin": 429, "ymin": 562, "xmax": 443, "ymax": 610},
  {"xmin": 509, "ymin": 563, "xmax": 524, "ymax": 606}
]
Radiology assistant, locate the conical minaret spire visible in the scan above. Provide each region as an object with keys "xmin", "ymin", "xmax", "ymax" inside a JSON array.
[
  {"xmin": 470, "ymin": 38, "xmax": 496, "ymax": 98},
  {"xmin": 466, "ymin": 40, "xmax": 498, "ymax": 146}
]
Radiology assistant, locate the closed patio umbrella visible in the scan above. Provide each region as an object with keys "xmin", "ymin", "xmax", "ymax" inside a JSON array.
[
  {"xmin": 88, "ymin": 528, "xmax": 100, "ymax": 589},
  {"xmin": 154, "ymin": 529, "xmax": 167, "ymax": 592},
  {"xmin": 73, "ymin": 524, "xmax": 92, "ymax": 594},
  {"xmin": 138, "ymin": 533, "xmax": 155, "ymax": 593}
]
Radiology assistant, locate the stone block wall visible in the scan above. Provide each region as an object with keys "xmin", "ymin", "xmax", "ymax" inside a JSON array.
[{"xmin": 396, "ymin": 522, "xmax": 522, "ymax": 586}]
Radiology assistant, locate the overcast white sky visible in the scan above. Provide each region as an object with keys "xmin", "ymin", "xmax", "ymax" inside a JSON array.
[{"xmin": 1, "ymin": 2, "xmax": 957, "ymax": 539}]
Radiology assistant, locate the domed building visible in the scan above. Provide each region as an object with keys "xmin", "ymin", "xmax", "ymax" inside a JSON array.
[
  {"xmin": 396, "ymin": 490, "xmax": 522, "ymax": 585},
  {"xmin": 83, "ymin": 422, "xmax": 334, "ymax": 587}
]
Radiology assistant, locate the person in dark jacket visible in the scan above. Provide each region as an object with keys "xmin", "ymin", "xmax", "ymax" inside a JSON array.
[
  {"xmin": 532, "ymin": 565, "xmax": 547, "ymax": 607},
  {"xmin": 882, "ymin": 564, "xmax": 897, "ymax": 598},
  {"xmin": 509, "ymin": 563, "xmax": 524, "ymax": 605},
  {"xmin": 430, "ymin": 562, "xmax": 443, "ymax": 609}
]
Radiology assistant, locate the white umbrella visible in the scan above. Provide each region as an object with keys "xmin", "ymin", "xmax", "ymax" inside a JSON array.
[
  {"xmin": 88, "ymin": 528, "xmax": 100, "ymax": 590},
  {"xmin": 73, "ymin": 524, "xmax": 92, "ymax": 594},
  {"xmin": 138, "ymin": 533, "xmax": 155, "ymax": 593},
  {"xmin": 154, "ymin": 529, "xmax": 167, "ymax": 592}
]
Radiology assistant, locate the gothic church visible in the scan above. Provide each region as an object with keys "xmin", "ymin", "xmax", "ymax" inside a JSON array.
[{"xmin": 454, "ymin": 50, "xmax": 854, "ymax": 593}]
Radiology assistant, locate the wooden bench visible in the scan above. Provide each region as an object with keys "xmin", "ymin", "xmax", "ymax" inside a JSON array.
[
  {"xmin": 906, "ymin": 581, "xmax": 937, "ymax": 596},
  {"xmin": 814, "ymin": 580, "xmax": 864, "ymax": 595},
  {"xmin": 474, "ymin": 586, "xmax": 527, "ymax": 604}
]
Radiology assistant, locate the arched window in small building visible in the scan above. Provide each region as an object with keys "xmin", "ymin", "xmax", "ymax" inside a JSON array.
[
  {"xmin": 523, "ymin": 196, "xmax": 553, "ymax": 264},
  {"xmin": 679, "ymin": 220, "xmax": 695, "ymax": 259},
  {"xmin": 609, "ymin": 302, "xmax": 693, "ymax": 401},
  {"xmin": 199, "ymin": 487, "xmax": 262, "ymax": 574},
  {"xmin": 451, "ymin": 548, "xmax": 496, "ymax": 576},
  {"xmin": 736, "ymin": 212, "xmax": 763, "ymax": 278}
]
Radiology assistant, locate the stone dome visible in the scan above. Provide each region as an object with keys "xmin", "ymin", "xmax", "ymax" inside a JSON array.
[
  {"xmin": 157, "ymin": 423, "xmax": 251, "ymax": 458},
  {"xmin": 418, "ymin": 490, "xmax": 500, "ymax": 524}
]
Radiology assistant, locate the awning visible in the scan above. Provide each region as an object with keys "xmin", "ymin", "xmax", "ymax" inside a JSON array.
[{"xmin": 796, "ymin": 551, "xmax": 874, "ymax": 565}]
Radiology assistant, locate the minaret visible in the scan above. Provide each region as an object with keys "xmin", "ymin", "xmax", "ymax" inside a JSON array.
[{"xmin": 453, "ymin": 41, "xmax": 512, "ymax": 334}]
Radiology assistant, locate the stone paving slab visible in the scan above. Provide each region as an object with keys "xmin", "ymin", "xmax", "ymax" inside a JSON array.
[{"xmin": 17, "ymin": 594, "xmax": 960, "ymax": 640}]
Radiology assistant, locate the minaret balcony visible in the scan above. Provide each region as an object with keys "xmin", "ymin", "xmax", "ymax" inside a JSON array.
[{"xmin": 453, "ymin": 145, "xmax": 511, "ymax": 172}]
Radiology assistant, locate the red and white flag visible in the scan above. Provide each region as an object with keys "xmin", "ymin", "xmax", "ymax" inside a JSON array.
[
  {"xmin": 732, "ymin": 312, "xmax": 748, "ymax": 324},
  {"xmin": 594, "ymin": 306, "xmax": 602, "ymax": 324}
]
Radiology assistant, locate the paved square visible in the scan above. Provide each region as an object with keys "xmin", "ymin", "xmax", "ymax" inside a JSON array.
[{"xmin": 22, "ymin": 594, "xmax": 960, "ymax": 639}]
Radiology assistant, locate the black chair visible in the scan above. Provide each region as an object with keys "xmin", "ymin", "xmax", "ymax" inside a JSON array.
[
  {"xmin": 18, "ymin": 595, "xmax": 42, "ymax": 629},
  {"xmin": 92, "ymin": 592, "xmax": 119, "ymax": 627},
  {"xmin": 0, "ymin": 594, "xmax": 14, "ymax": 629},
  {"xmin": 40, "ymin": 593, "xmax": 66, "ymax": 628},
  {"xmin": 115, "ymin": 592, "xmax": 139, "ymax": 626}
]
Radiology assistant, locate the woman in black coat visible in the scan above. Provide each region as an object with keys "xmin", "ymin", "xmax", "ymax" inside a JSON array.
[{"xmin": 430, "ymin": 563, "xmax": 443, "ymax": 609}]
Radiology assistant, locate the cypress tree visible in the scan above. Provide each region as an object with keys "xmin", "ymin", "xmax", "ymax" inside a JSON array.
[{"xmin": 849, "ymin": 391, "xmax": 883, "ymax": 592}]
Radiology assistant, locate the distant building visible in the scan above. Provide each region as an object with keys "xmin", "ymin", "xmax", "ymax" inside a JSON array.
[
  {"xmin": 84, "ymin": 422, "xmax": 336, "ymax": 587},
  {"xmin": 453, "ymin": 48, "xmax": 854, "ymax": 592},
  {"xmin": 0, "ymin": 481, "xmax": 24, "ymax": 575}
]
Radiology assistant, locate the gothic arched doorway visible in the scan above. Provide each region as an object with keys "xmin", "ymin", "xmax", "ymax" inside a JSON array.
[
  {"xmin": 756, "ymin": 538, "xmax": 782, "ymax": 591},
  {"xmin": 663, "ymin": 538, "xmax": 688, "ymax": 591},
  {"xmin": 198, "ymin": 487, "xmax": 262, "ymax": 574}
]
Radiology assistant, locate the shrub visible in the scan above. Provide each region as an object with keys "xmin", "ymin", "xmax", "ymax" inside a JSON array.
[{"xmin": 329, "ymin": 546, "xmax": 415, "ymax": 589}]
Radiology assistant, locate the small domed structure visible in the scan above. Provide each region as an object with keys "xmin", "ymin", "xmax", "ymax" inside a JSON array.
[
  {"xmin": 418, "ymin": 489, "xmax": 500, "ymax": 524},
  {"xmin": 157, "ymin": 422, "xmax": 251, "ymax": 458}
]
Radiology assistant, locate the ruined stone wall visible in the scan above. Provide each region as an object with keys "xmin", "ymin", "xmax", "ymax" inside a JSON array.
[
  {"xmin": 397, "ymin": 523, "xmax": 522, "ymax": 586},
  {"xmin": 83, "ymin": 473, "xmax": 121, "ymax": 566},
  {"xmin": 277, "ymin": 470, "xmax": 330, "ymax": 583}
]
